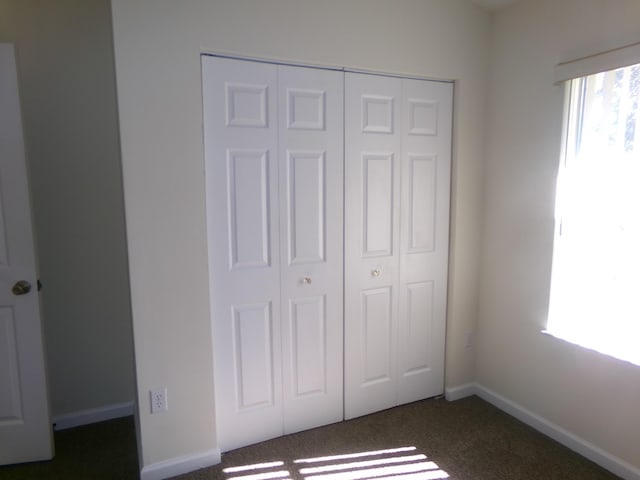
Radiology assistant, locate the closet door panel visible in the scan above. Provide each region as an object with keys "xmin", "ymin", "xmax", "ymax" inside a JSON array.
[
  {"xmin": 232, "ymin": 303, "xmax": 276, "ymax": 409},
  {"xmin": 362, "ymin": 153, "xmax": 394, "ymax": 257},
  {"xmin": 406, "ymin": 154, "xmax": 437, "ymax": 253},
  {"xmin": 345, "ymin": 73, "xmax": 401, "ymax": 419},
  {"xmin": 398, "ymin": 78, "xmax": 452, "ymax": 404},
  {"xmin": 361, "ymin": 287, "xmax": 394, "ymax": 384},
  {"xmin": 288, "ymin": 296, "xmax": 326, "ymax": 397},
  {"xmin": 203, "ymin": 56, "xmax": 282, "ymax": 452},
  {"xmin": 227, "ymin": 149, "xmax": 271, "ymax": 268},
  {"xmin": 346, "ymin": 73, "xmax": 452, "ymax": 418},
  {"xmin": 286, "ymin": 151, "xmax": 325, "ymax": 264},
  {"xmin": 279, "ymin": 65, "xmax": 344, "ymax": 434}
]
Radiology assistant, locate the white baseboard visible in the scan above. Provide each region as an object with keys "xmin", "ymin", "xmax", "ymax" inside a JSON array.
[
  {"xmin": 140, "ymin": 449, "xmax": 221, "ymax": 480},
  {"xmin": 444, "ymin": 382, "xmax": 476, "ymax": 401},
  {"xmin": 450, "ymin": 383, "xmax": 640, "ymax": 480},
  {"xmin": 52, "ymin": 401, "xmax": 135, "ymax": 431}
]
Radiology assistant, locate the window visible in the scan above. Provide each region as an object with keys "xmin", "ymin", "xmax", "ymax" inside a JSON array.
[{"xmin": 546, "ymin": 62, "xmax": 640, "ymax": 366}]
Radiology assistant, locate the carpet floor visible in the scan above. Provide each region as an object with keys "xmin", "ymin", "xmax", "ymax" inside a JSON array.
[
  {"xmin": 177, "ymin": 395, "xmax": 620, "ymax": 480},
  {"xmin": 0, "ymin": 396, "xmax": 621, "ymax": 480},
  {"xmin": 0, "ymin": 415, "xmax": 138, "ymax": 480}
]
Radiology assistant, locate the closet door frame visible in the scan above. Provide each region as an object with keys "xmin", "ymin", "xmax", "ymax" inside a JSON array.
[{"xmin": 203, "ymin": 52, "xmax": 454, "ymax": 449}]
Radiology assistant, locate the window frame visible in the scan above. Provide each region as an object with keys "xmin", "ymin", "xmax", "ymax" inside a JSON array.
[{"xmin": 545, "ymin": 62, "xmax": 640, "ymax": 367}]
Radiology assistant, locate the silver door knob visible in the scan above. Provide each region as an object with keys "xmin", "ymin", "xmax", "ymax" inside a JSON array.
[
  {"xmin": 302, "ymin": 276, "xmax": 312, "ymax": 285},
  {"xmin": 371, "ymin": 269, "xmax": 381, "ymax": 277},
  {"xmin": 12, "ymin": 280, "xmax": 31, "ymax": 296}
]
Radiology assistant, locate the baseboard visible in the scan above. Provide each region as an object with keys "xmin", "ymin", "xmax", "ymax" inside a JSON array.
[
  {"xmin": 472, "ymin": 383, "xmax": 640, "ymax": 480},
  {"xmin": 444, "ymin": 382, "xmax": 476, "ymax": 401},
  {"xmin": 140, "ymin": 449, "xmax": 221, "ymax": 480},
  {"xmin": 52, "ymin": 401, "xmax": 135, "ymax": 431}
]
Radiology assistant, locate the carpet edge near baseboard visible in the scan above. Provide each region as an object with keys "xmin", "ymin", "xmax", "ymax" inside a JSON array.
[
  {"xmin": 444, "ymin": 383, "xmax": 476, "ymax": 401},
  {"xmin": 52, "ymin": 401, "xmax": 135, "ymax": 431},
  {"xmin": 140, "ymin": 449, "xmax": 221, "ymax": 480},
  {"xmin": 445, "ymin": 382, "xmax": 640, "ymax": 480}
]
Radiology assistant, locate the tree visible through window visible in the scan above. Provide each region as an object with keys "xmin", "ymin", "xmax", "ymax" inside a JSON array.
[{"xmin": 546, "ymin": 62, "xmax": 640, "ymax": 366}]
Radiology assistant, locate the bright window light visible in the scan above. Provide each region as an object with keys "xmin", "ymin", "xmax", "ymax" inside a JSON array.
[{"xmin": 546, "ymin": 62, "xmax": 640, "ymax": 366}]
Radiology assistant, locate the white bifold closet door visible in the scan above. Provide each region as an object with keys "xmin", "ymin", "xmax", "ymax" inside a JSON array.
[
  {"xmin": 344, "ymin": 72, "xmax": 452, "ymax": 419},
  {"xmin": 202, "ymin": 56, "xmax": 344, "ymax": 452}
]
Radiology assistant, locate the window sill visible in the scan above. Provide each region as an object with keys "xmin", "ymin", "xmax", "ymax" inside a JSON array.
[{"xmin": 542, "ymin": 328, "xmax": 640, "ymax": 367}]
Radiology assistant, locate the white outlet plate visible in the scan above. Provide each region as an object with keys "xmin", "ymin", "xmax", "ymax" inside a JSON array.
[
  {"xmin": 150, "ymin": 387, "xmax": 168, "ymax": 414},
  {"xmin": 464, "ymin": 331, "xmax": 474, "ymax": 349}
]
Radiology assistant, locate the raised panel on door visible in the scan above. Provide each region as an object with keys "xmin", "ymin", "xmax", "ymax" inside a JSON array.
[
  {"xmin": 397, "ymin": 281, "xmax": 434, "ymax": 402},
  {"xmin": 359, "ymin": 287, "xmax": 396, "ymax": 415},
  {"xmin": 288, "ymin": 296, "xmax": 326, "ymax": 396},
  {"xmin": 406, "ymin": 154, "xmax": 436, "ymax": 254},
  {"xmin": 286, "ymin": 151, "xmax": 325, "ymax": 265},
  {"xmin": 202, "ymin": 56, "xmax": 282, "ymax": 452},
  {"xmin": 227, "ymin": 149, "xmax": 271, "ymax": 269},
  {"xmin": 232, "ymin": 303, "xmax": 276, "ymax": 410},
  {"xmin": 0, "ymin": 307, "xmax": 22, "ymax": 422},
  {"xmin": 344, "ymin": 72, "xmax": 401, "ymax": 419},
  {"xmin": 398, "ymin": 78, "xmax": 452, "ymax": 404},
  {"xmin": 362, "ymin": 153, "xmax": 394, "ymax": 257},
  {"xmin": 0, "ymin": 197, "xmax": 21, "ymax": 425},
  {"xmin": 278, "ymin": 65, "xmax": 344, "ymax": 434}
]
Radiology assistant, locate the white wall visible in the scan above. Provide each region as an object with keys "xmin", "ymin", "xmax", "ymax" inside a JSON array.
[
  {"xmin": 0, "ymin": 0, "xmax": 135, "ymax": 417},
  {"xmin": 478, "ymin": 0, "xmax": 640, "ymax": 470},
  {"xmin": 110, "ymin": 0, "xmax": 491, "ymax": 472}
]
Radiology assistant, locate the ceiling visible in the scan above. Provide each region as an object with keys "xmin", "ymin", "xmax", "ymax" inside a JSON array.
[{"xmin": 470, "ymin": 0, "xmax": 521, "ymax": 11}]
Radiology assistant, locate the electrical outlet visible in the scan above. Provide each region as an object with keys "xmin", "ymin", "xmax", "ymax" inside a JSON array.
[
  {"xmin": 150, "ymin": 387, "xmax": 168, "ymax": 414},
  {"xmin": 464, "ymin": 331, "xmax": 474, "ymax": 349}
]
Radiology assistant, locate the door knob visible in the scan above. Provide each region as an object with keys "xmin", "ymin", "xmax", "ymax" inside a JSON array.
[
  {"xmin": 302, "ymin": 276, "xmax": 312, "ymax": 285},
  {"xmin": 12, "ymin": 280, "xmax": 32, "ymax": 296},
  {"xmin": 371, "ymin": 269, "xmax": 381, "ymax": 277}
]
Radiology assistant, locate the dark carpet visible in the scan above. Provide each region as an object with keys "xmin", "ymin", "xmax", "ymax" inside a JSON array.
[
  {"xmin": 0, "ymin": 396, "xmax": 620, "ymax": 480},
  {"xmin": 0, "ymin": 415, "xmax": 138, "ymax": 479}
]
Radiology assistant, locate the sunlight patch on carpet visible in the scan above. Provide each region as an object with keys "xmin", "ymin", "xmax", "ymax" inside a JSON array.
[
  {"xmin": 297, "ymin": 454, "xmax": 428, "ymax": 474},
  {"xmin": 225, "ymin": 469, "xmax": 291, "ymax": 480},
  {"xmin": 223, "ymin": 446, "xmax": 449, "ymax": 480},
  {"xmin": 294, "ymin": 446, "xmax": 418, "ymax": 464}
]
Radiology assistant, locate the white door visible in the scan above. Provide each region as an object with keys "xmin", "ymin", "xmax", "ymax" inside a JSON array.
[
  {"xmin": 397, "ymin": 77, "xmax": 451, "ymax": 405},
  {"xmin": 277, "ymin": 65, "xmax": 344, "ymax": 434},
  {"xmin": 344, "ymin": 72, "xmax": 452, "ymax": 419},
  {"xmin": 344, "ymin": 73, "xmax": 402, "ymax": 418},
  {"xmin": 204, "ymin": 57, "xmax": 282, "ymax": 452},
  {"xmin": 203, "ymin": 56, "xmax": 343, "ymax": 452},
  {"xmin": 0, "ymin": 43, "xmax": 53, "ymax": 465}
]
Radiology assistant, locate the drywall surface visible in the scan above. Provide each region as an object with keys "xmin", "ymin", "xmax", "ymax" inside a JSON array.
[
  {"xmin": 478, "ymin": 0, "xmax": 640, "ymax": 469},
  {"xmin": 110, "ymin": 0, "xmax": 490, "ymax": 469},
  {"xmin": 0, "ymin": 0, "xmax": 135, "ymax": 416}
]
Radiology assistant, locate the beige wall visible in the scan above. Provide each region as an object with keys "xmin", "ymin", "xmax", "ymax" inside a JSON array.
[
  {"xmin": 478, "ymin": 0, "xmax": 640, "ymax": 469},
  {"xmin": 110, "ymin": 0, "xmax": 491, "ymax": 469},
  {"xmin": 0, "ymin": 0, "xmax": 134, "ymax": 416}
]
